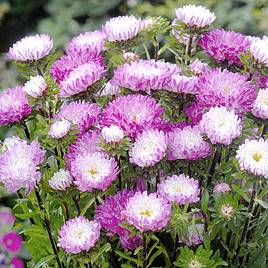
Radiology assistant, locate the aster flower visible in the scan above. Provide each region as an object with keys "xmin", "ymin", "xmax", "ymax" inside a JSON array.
[
  {"xmin": 23, "ymin": 75, "xmax": 47, "ymax": 98},
  {"xmin": 123, "ymin": 191, "xmax": 171, "ymax": 232},
  {"xmin": 199, "ymin": 29, "xmax": 251, "ymax": 65},
  {"xmin": 158, "ymin": 174, "xmax": 200, "ymax": 205},
  {"xmin": 175, "ymin": 5, "xmax": 216, "ymax": 29},
  {"xmin": 71, "ymin": 152, "xmax": 119, "ymax": 192},
  {"xmin": 102, "ymin": 15, "xmax": 144, "ymax": 42},
  {"xmin": 59, "ymin": 62, "xmax": 106, "ymax": 97},
  {"xmin": 199, "ymin": 106, "xmax": 242, "ymax": 145},
  {"xmin": 58, "ymin": 216, "xmax": 100, "ymax": 254},
  {"xmin": 100, "ymin": 94, "xmax": 165, "ymax": 139},
  {"xmin": 0, "ymin": 86, "xmax": 32, "ymax": 126},
  {"xmin": 95, "ymin": 190, "xmax": 142, "ymax": 250},
  {"xmin": 65, "ymin": 130, "xmax": 102, "ymax": 169},
  {"xmin": 236, "ymin": 139, "xmax": 268, "ymax": 178},
  {"xmin": 10, "ymin": 257, "xmax": 24, "ymax": 268},
  {"xmin": 250, "ymin": 36, "xmax": 268, "ymax": 67},
  {"xmin": 123, "ymin": 52, "xmax": 140, "ymax": 62},
  {"xmin": 251, "ymin": 88, "xmax": 268, "ymax": 120},
  {"xmin": 213, "ymin": 183, "xmax": 231, "ymax": 195},
  {"xmin": 0, "ymin": 138, "xmax": 45, "ymax": 193},
  {"xmin": 56, "ymin": 101, "xmax": 100, "ymax": 133},
  {"xmin": 50, "ymin": 52, "xmax": 104, "ymax": 84},
  {"xmin": 1, "ymin": 232, "xmax": 22, "ymax": 253},
  {"xmin": 190, "ymin": 59, "xmax": 210, "ymax": 76},
  {"xmin": 48, "ymin": 169, "xmax": 73, "ymax": 191},
  {"xmin": 48, "ymin": 119, "xmax": 71, "ymax": 139},
  {"xmin": 97, "ymin": 80, "xmax": 120, "ymax": 96},
  {"xmin": 179, "ymin": 224, "xmax": 204, "ymax": 246},
  {"xmin": 196, "ymin": 68, "xmax": 256, "ymax": 113},
  {"xmin": 0, "ymin": 209, "xmax": 15, "ymax": 225},
  {"xmin": 184, "ymin": 102, "xmax": 205, "ymax": 125},
  {"xmin": 101, "ymin": 125, "xmax": 124, "ymax": 143},
  {"xmin": 7, "ymin": 33, "xmax": 53, "ymax": 61},
  {"xmin": 129, "ymin": 129, "xmax": 167, "ymax": 168},
  {"xmin": 2, "ymin": 136, "xmax": 27, "ymax": 152},
  {"xmin": 165, "ymin": 74, "xmax": 198, "ymax": 94},
  {"xmin": 111, "ymin": 60, "xmax": 180, "ymax": 93},
  {"xmin": 66, "ymin": 30, "xmax": 106, "ymax": 56},
  {"xmin": 167, "ymin": 126, "xmax": 211, "ymax": 161}
]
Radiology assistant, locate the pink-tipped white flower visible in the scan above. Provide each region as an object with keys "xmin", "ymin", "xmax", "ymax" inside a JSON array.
[
  {"xmin": 7, "ymin": 34, "xmax": 53, "ymax": 61},
  {"xmin": 23, "ymin": 75, "xmax": 47, "ymax": 98},
  {"xmin": 101, "ymin": 125, "xmax": 124, "ymax": 143},
  {"xmin": 167, "ymin": 126, "xmax": 211, "ymax": 161},
  {"xmin": 48, "ymin": 119, "xmax": 71, "ymax": 139},
  {"xmin": 58, "ymin": 216, "xmax": 100, "ymax": 254},
  {"xmin": 129, "ymin": 129, "xmax": 167, "ymax": 168},
  {"xmin": 123, "ymin": 52, "xmax": 140, "ymax": 62},
  {"xmin": 213, "ymin": 183, "xmax": 231, "ymax": 195},
  {"xmin": 190, "ymin": 59, "xmax": 210, "ymax": 76},
  {"xmin": 48, "ymin": 169, "xmax": 73, "ymax": 191},
  {"xmin": 199, "ymin": 106, "xmax": 242, "ymax": 145},
  {"xmin": 122, "ymin": 191, "xmax": 171, "ymax": 232},
  {"xmin": 175, "ymin": 5, "xmax": 216, "ymax": 29},
  {"xmin": 165, "ymin": 74, "xmax": 198, "ymax": 94},
  {"xmin": 71, "ymin": 152, "xmax": 119, "ymax": 192},
  {"xmin": 158, "ymin": 174, "xmax": 200, "ymax": 205},
  {"xmin": 252, "ymin": 88, "xmax": 268, "ymax": 120},
  {"xmin": 236, "ymin": 139, "xmax": 268, "ymax": 178},
  {"xmin": 250, "ymin": 36, "xmax": 268, "ymax": 67},
  {"xmin": 97, "ymin": 81, "xmax": 120, "ymax": 96},
  {"xmin": 102, "ymin": 15, "xmax": 144, "ymax": 42}
]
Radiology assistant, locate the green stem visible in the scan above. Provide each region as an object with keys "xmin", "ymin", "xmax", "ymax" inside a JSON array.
[
  {"xmin": 142, "ymin": 232, "xmax": 147, "ymax": 268},
  {"xmin": 185, "ymin": 35, "xmax": 193, "ymax": 65},
  {"xmin": 72, "ymin": 196, "xmax": 81, "ymax": 215},
  {"xmin": 207, "ymin": 146, "xmax": 221, "ymax": 187},
  {"xmin": 16, "ymin": 191, "xmax": 35, "ymax": 225}
]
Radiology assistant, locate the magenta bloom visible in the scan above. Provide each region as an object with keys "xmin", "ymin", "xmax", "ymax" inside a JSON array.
[
  {"xmin": 0, "ymin": 137, "xmax": 45, "ymax": 194},
  {"xmin": 7, "ymin": 34, "xmax": 53, "ymax": 61},
  {"xmin": 71, "ymin": 152, "xmax": 119, "ymax": 192},
  {"xmin": 65, "ymin": 130, "xmax": 102, "ymax": 169},
  {"xmin": 10, "ymin": 257, "xmax": 24, "ymax": 268},
  {"xmin": 167, "ymin": 126, "xmax": 211, "ymax": 161},
  {"xmin": 1, "ymin": 231, "xmax": 22, "ymax": 253},
  {"xmin": 111, "ymin": 60, "xmax": 180, "ymax": 93},
  {"xmin": 56, "ymin": 101, "xmax": 100, "ymax": 133},
  {"xmin": 50, "ymin": 52, "xmax": 104, "ymax": 84},
  {"xmin": 158, "ymin": 174, "xmax": 200, "ymax": 205},
  {"xmin": 196, "ymin": 68, "xmax": 257, "ymax": 113},
  {"xmin": 100, "ymin": 94, "xmax": 165, "ymax": 139},
  {"xmin": 95, "ymin": 190, "xmax": 142, "ymax": 250},
  {"xmin": 165, "ymin": 74, "xmax": 198, "ymax": 94},
  {"xmin": 66, "ymin": 30, "xmax": 106, "ymax": 56},
  {"xmin": 58, "ymin": 62, "xmax": 105, "ymax": 97},
  {"xmin": 123, "ymin": 191, "xmax": 171, "ymax": 232},
  {"xmin": 184, "ymin": 102, "xmax": 205, "ymax": 125},
  {"xmin": 199, "ymin": 29, "xmax": 251, "ymax": 65},
  {"xmin": 58, "ymin": 216, "xmax": 100, "ymax": 254},
  {"xmin": 0, "ymin": 86, "xmax": 32, "ymax": 126}
]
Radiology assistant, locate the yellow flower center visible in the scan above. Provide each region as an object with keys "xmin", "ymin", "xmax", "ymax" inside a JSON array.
[
  {"xmin": 139, "ymin": 209, "xmax": 153, "ymax": 217},
  {"xmin": 252, "ymin": 152, "xmax": 262, "ymax": 162},
  {"xmin": 87, "ymin": 168, "xmax": 98, "ymax": 176}
]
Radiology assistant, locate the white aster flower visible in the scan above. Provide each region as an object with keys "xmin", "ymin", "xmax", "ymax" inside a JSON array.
[
  {"xmin": 48, "ymin": 119, "xmax": 71, "ymax": 139},
  {"xmin": 23, "ymin": 75, "xmax": 47, "ymax": 98},
  {"xmin": 49, "ymin": 169, "xmax": 73, "ymax": 191},
  {"xmin": 250, "ymin": 36, "xmax": 268, "ymax": 67},
  {"xmin": 101, "ymin": 125, "xmax": 124, "ymax": 143},
  {"xmin": 252, "ymin": 88, "xmax": 268, "ymax": 120}
]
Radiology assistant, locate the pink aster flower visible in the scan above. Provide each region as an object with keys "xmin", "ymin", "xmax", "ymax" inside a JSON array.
[
  {"xmin": 0, "ymin": 209, "xmax": 15, "ymax": 226},
  {"xmin": 129, "ymin": 129, "xmax": 167, "ymax": 168},
  {"xmin": 199, "ymin": 106, "xmax": 242, "ymax": 145},
  {"xmin": 175, "ymin": 5, "xmax": 216, "ymax": 29},
  {"xmin": 111, "ymin": 60, "xmax": 180, "ymax": 93},
  {"xmin": 250, "ymin": 36, "xmax": 268, "ymax": 67},
  {"xmin": 58, "ymin": 216, "xmax": 100, "ymax": 254},
  {"xmin": 196, "ymin": 68, "xmax": 257, "ymax": 113},
  {"xmin": 23, "ymin": 75, "xmax": 47, "ymax": 98},
  {"xmin": 58, "ymin": 62, "xmax": 105, "ymax": 97},
  {"xmin": 158, "ymin": 174, "xmax": 200, "ymax": 205},
  {"xmin": 66, "ymin": 30, "xmax": 106, "ymax": 56},
  {"xmin": 101, "ymin": 125, "xmax": 124, "ymax": 143},
  {"xmin": 123, "ymin": 191, "xmax": 171, "ymax": 232},
  {"xmin": 213, "ymin": 182, "xmax": 231, "ymax": 195},
  {"xmin": 199, "ymin": 29, "xmax": 251, "ymax": 65},
  {"xmin": 71, "ymin": 152, "xmax": 119, "ymax": 192},
  {"xmin": 236, "ymin": 139, "xmax": 268, "ymax": 178},
  {"xmin": 48, "ymin": 169, "xmax": 73, "ymax": 191},
  {"xmin": 95, "ymin": 190, "xmax": 142, "ymax": 250},
  {"xmin": 102, "ymin": 15, "xmax": 144, "ymax": 42},
  {"xmin": 56, "ymin": 101, "xmax": 100, "ymax": 133},
  {"xmin": 165, "ymin": 74, "xmax": 198, "ymax": 94},
  {"xmin": 1, "ymin": 231, "xmax": 22, "ymax": 253},
  {"xmin": 184, "ymin": 101, "xmax": 205, "ymax": 125},
  {"xmin": 97, "ymin": 80, "xmax": 120, "ymax": 96},
  {"xmin": 100, "ymin": 94, "xmax": 165, "ymax": 139},
  {"xmin": 50, "ymin": 52, "xmax": 104, "ymax": 84},
  {"xmin": 0, "ymin": 86, "xmax": 32, "ymax": 126},
  {"xmin": 0, "ymin": 138, "xmax": 45, "ymax": 193},
  {"xmin": 123, "ymin": 52, "xmax": 140, "ymax": 62},
  {"xmin": 65, "ymin": 130, "xmax": 102, "ymax": 169},
  {"xmin": 179, "ymin": 223, "xmax": 204, "ymax": 246},
  {"xmin": 167, "ymin": 126, "xmax": 211, "ymax": 161},
  {"xmin": 48, "ymin": 119, "xmax": 71, "ymax": 139},
  {"xmin": 251, "ymin": 88, "xmax": 268, "ymax": 120},
  {"xmin": 190, "ymin": 59, "xmax": 210, "ymax": 76},
  {"xmin": 10, "ymin": 257, "xmax": 24, "ymax": 268},
  {"xmin": 7, "ymin": 34, "xmax": 53, "ymax": 61}
]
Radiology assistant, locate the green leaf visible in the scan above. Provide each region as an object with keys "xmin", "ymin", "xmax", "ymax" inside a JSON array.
[
  {"xmin": 201, "ymin": 189, "xmax": 209, "ymax": 213},
  {"xmin": 232, "ymin": 184, "xmax": 250, "ymax": 202},
  {"xmin": 35, "ymin": 255, "xmax": 55, "ymax": 268},
  {"xmin": 255, "ymin": 199, "xmax": 268, "ymax": 209},
  {"xmin": 91, "ymin": 243, "xmax": 111, "ymax": 264},
  {"xmin": 115, "ymin": 250, "xmax": 143, "ymax": 266}
]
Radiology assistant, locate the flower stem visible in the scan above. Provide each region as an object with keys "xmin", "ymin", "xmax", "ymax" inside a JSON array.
[
  {"xmin": 207, "ymin": 146, "xmax": 221, "ymax": 187},
  {"xmin": 142, "ymin": 232, "xmax": 147, "ymax": 268},
  {"xmin": 16, "ymin": 191, "xmax": 35, "ymax": 225},
  {"xmin": 185, "ymin": 35, "xmax": 193, "ymax": 65},
  {"xmin": 72, "ymin": 196, "xmax": 81, "ymax": 215},
  {"xmin": 34, "ymin": 189, "xmax": 64, "ymax": 268}
]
